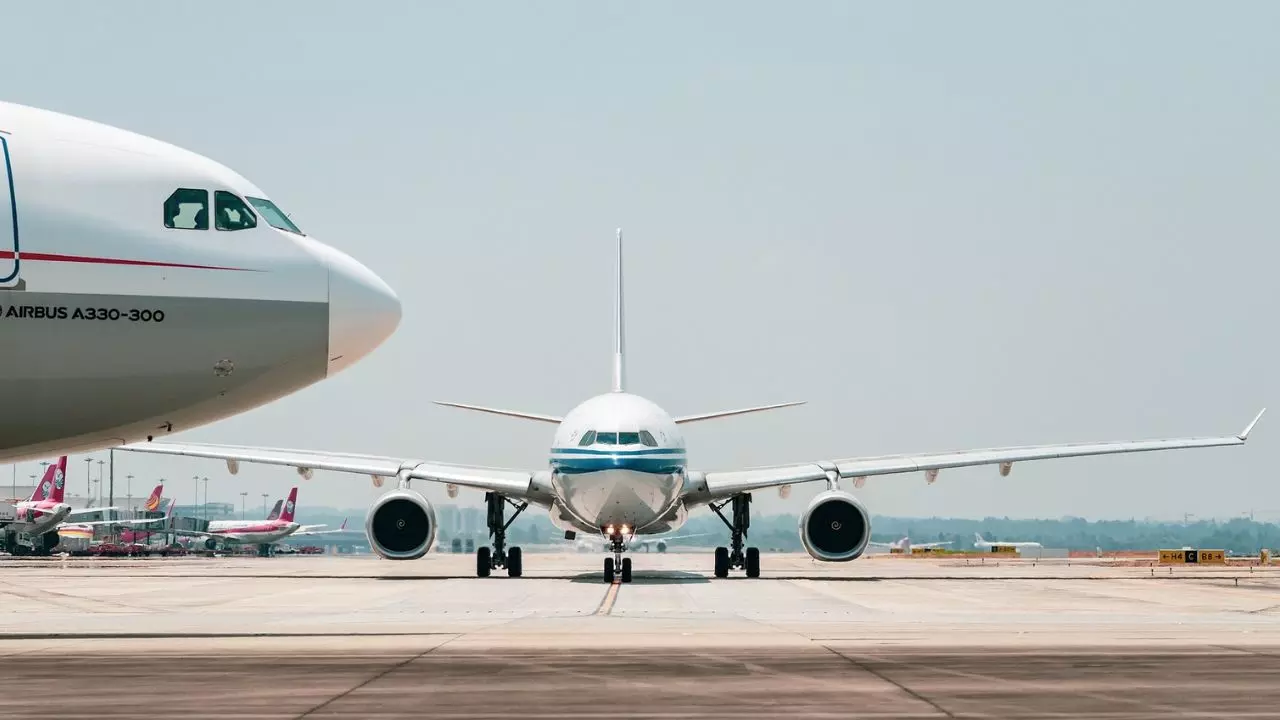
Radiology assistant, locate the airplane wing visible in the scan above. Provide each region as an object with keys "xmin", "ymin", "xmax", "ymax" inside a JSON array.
[
  {"xmin": 116, "ymin": 442, "xmax": 549, "ymax": 503},
  {"xmin": 911, "ymin": 541, "xmax": 953, "ymax": 549},
  {"xmin": 62, "ymin": 517, "xmax": 170, "ymax": 529},
  {"xmin": 686, "ymin": 409, "xmax": 1264, "ymax": 502}
]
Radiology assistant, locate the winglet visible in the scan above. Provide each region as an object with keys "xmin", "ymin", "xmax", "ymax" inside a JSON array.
[{"xmin": 1239, "ymin": 408, "xmax": 1266, "ymax": 441}]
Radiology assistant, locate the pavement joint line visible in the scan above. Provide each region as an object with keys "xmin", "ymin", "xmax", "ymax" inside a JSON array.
[
  {"xmin": 821, "ymin": 645, "xmax": 957, "ymax": 718},
  {"xmin": 293, "ymin": 633, "xmax": 462, "ymax": 719}
]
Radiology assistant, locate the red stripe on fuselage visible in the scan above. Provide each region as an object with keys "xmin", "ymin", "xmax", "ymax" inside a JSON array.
[{"xmin": 0, "ymin": 251, "xmax": 255, "ymax": 272}]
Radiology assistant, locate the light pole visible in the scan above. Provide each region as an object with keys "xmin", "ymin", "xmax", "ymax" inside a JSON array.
[
  {"xmin": 193, "ymin": 475, "xmax": 200, "ymax": 518},
  {"xmin": 96, "ymin": 460, "xmax": 105, "ymax": 505},
  {"xmin": 126, "ymin": 474, "xmax": 134, "ymax": 512},
  {"xmin": 91, "ymin": 477, "xmax": 99, "ymax": 509},
  {"xmin": 202, "ymin": 478, "xmax": 209, "ymax": 521},
  {"xmin": 261, "ymin": 493, "xmax": 269, "ymax": 516},
  {"xmin": 239, "ymin": 491, "xmax": 248, "ymax": 520},
  {"xmin": 83, "ymin": 457, "xmax": 93, "ymax": 505}
]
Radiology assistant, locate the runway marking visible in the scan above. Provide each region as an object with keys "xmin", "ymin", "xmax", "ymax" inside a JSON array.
[
  {"xmin": 822, "ymin": 645, "xmax": 957, "ymax": 718},
  {"xmin": 594, "ymin": 579, "xmax": 621, "ymax": 615},
  {"xmin": 293, "ymin": 633, "xmax": 460, "ymax": 719}
]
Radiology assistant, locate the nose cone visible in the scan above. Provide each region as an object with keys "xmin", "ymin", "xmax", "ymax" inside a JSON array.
[{"xmin": 327, "ymin": 249, "xmax": 401, "ymax": 376}]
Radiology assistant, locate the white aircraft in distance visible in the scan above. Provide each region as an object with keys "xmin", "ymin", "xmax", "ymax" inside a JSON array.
[
  {"xmin": 869, "ymin": 536, "xmax": 953, "ymax": 553},
  {"xmin": 973, "ymin": 532, "xmax": 1042, "ymax": 550},
  {"xmin": 122, "ymin": 230, "xmax": 1265, "ymax": 584},
  {"xmin": 0, "ymin": 101, "xmax": 400, "ymax": 464}
]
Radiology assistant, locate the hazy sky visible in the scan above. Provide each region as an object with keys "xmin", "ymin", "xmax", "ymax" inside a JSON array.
[{"xmin": 5, "ymin": 2, "xmax": 1279, "ymax": 521}]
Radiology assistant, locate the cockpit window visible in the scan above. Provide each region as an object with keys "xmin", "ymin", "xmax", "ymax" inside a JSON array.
[
  {"xmin": 595, "ymin": 431, "xmax": 617, "ymax": 445},
  {"xmin": 639, "ymin": 430, "xmax": 658, "ymax": 447},
  {"xmin": 246, "ymin": 196, "xmax": 304, "ymax": 235},
  {"xmin": 164, "ymin": 188, "xmax": 208, "ymax": 230},
  {"xmin": 578, "ymin": 430, "xmax": 597, "ymax": 447},
  {"xmin": 617, "ymin": 432, "xmax": 641, "ymax": 445},
  {"xmin": 215, "ymin": 191, "xmax": 257, "ymax": 231}
]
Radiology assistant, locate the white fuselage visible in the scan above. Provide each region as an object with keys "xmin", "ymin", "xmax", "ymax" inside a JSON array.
[
  {"xmin": 0, "ymin": 101, "xmax": 400, "ymax": 463},
  {"xmin": 206, "ymin": 520, "xmax": 300, "ymax": 545},
  {"xmin": 545, "ymin": 392, "xmax": 688, "ymax": 538}
]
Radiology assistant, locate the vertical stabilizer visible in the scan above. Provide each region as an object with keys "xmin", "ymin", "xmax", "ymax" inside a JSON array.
[
  {"xmin": 46, "ymin": 457, "xmax": 67, "ymax": 503},
  {"xmin": 266, "ymin": 499, "xmax": 283, "ymax": 521},
  {"xmin": 612, "ymin": 228, "xmax": 626, "ymax": 393},
  {"xmin": 143, "ymin": 483, "xmax": 163, "ymax": 512},
  {"xmin": 280, "ymin": 487, "xmax": 298, "ymax": 522}
]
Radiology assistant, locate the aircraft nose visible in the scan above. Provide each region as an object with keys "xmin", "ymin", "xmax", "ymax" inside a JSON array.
[{"xmin": 326, "ymin": 248, "xmax": 401, "ymax": 376}]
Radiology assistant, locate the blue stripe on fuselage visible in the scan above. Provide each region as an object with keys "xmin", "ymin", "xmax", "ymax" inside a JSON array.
[{"xmin": 550, "ymin": 449, "xmax": 686, "ymax": 475}]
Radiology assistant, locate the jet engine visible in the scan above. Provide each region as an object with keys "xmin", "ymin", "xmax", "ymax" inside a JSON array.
[
  {"xmin": 798, "ymin": 490, "xmax": 872, "ymax": 562},
  {"xmin": 365, "ymin": 489, "xmax": 437, "ymax": 560}
]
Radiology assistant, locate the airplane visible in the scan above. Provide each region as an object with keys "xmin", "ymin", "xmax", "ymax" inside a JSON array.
[
  {"xmin": 0, "ymin": 101, "xmax": 401, "ymax": 465},
  {"xmin": 120, "ymin": 230, "xmax": 1265, "ymax": 584},
  {"xmin": 6, "ymin": 456, "xmax": 72, "ymax": 553},
  {"xmin": 973, "ymin": 532, "xmax": 1042, "ymax": 551},
  {"xmin": 869, "ymin": 536, "xmax": 953, "ymax": 553},
  {"xmin": 265, "ymin": 499, "xmax": 284, "ymax": 521},
  {"xmin": 175, "ymin": 487, "xmax": 337, "ymax": 555}
]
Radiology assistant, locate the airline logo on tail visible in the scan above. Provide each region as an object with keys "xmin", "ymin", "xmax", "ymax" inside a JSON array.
[
  {"xmin": 279, "ymin": 487, "xmax": 298, "ymax": 522},
  {"xmin": 266, "ymin": 499, "xmax": 283, "ymax": 521},
  {"xmin": 143, "ymin": 483, "xmax": 164, "ymax": 512},
  {"xmin": 29, "ymin": 457, "xmax": 68, "ymax": 503}
]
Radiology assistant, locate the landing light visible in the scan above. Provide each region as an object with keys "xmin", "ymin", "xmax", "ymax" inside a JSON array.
[{"xmin": 621, "ymin": 525, "xmax": 631, "ymax": 534}]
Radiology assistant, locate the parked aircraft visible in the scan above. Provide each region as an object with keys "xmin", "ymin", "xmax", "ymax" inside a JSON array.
[
  {"xmin": 0, "ymin": 101, "xmax": 400, "ymax": 464},
  {"xmin": 973, "ymin": 532, "xmax": 1042, "ymax": 550},
  {"xmin": 870, "ymin": 536, "xmax": 953, "ymax": 553},
  {"xmin": 122, "ymin": 230, "xmax": 1264, "ymax": 583}
]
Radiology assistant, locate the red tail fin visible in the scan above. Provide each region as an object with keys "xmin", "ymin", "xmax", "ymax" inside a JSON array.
[
  {"xmin": 339, "ymin": 518, "xmax": 347, "ymax": 531},
  {"xmin": 266, "ymin": 499, "xmax": 283, "ymax": 521},
  {"xmin": 143, "ymin": 484, "xmax": 163, "ymax": 512},
  {"xmin": 279, "ymin": 487, "xmax": 298, "ymax": 522},
  {"xmin": 31, "ymin": 457, "xmax": 69, "ymax": 503}
]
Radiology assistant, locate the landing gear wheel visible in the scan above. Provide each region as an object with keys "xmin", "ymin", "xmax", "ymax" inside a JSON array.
[
  {"xmin": 604, "ymin": 557, "xmax": 616, "ymax": 583},
  {"xmin": 507, "ymin": 547, "xmax": 523, "ymax": 577},
  {"xmin": 484, "ymin": 491, "xmax": 528, "ymax": 579},
  {"xmin": 477, "ymin": 546, "xmax": 492, "ymax": 577},
  {"xmin": 745, "ymin": 547, "xmax": 760, "ymax": 578},
  {"xmin": 621, "ymin": 557, "xmax": 632, "ymax": 583},
  {"xmin": 714, "ymin": 547, "xmax": 730, "ymax": 578},
  {"xmin": 711, "ymin": 493, "xmax": 753, "ymax": 577}
]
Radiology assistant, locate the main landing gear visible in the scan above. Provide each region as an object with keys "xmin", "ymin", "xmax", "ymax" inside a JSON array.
[
  {"xmin": 710, "ymin": 493, "xmax": 760, "ymax": 578},
  {"xmin": 602, "ymin": 530, "xmax": 633, "ymax": 584},
  {"xmin": 476, "ymin": 491, "xmax": 528, "ymax": 578}
]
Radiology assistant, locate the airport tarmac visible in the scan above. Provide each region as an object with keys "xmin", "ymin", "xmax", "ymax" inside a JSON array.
[{"xmin": 0, "ymin": 552, "xmax": 1277, "ymax": 718}]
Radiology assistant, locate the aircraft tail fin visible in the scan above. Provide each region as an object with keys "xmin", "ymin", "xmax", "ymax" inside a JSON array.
[
  {"xmin": 279, "ymin": 487, "xmax": 298, "ymax": 522},
  {"xmin": 975, "ymin": 532, "xmax": 985, "ymax": 544},
  {"xmin": 672, "ymin": 401, "xmax": 806, "ymax": 424},
  {"xmin": 143, "ymin": 483, "xmax": 164, "ymax": 512},
  {"xmin": 46, "ymin": 457, "xmax": 67, "ymax": 503},
  {"xmin": 339, "ymin": 518, "xmax": 347, "ymax": 531},
  {"xmin": 266, "ymin": 499, "xmax": 283, "ymax": 521},
  {"xmin": 612, "ymin": 228, "xmax": 626, "ymax": 393}
]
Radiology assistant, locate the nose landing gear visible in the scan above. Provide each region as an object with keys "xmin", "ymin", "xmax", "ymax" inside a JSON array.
[
  {"xmin": 710, "ymin": 493, "xmax": 761, "ymax": 578},
  {"xmin": 603, "ymin": 529, "xmax": 633, "ymax": 583},
  {"xmin": 476, "ymin": 492, "xmax": 527, "ymax": 578}
]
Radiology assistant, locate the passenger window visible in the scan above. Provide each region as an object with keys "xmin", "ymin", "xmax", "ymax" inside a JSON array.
[
  {"xmin": 596, "ymin": 432, "xmax": 618, "ymax": 445},
  {"xmin": 578, "ymin": 430, "xmax": 596, "ymax": 447},
  {"xmin": 215, "ymin": 191, "xmax": 257, "ymax": 231},
  {"xmin": 164, "ymin": 189, "xmax": 208, "ymax": 230},
  {"xmin": 617, "ymin": 432, "xmax": 640, "ymax": 445},
  {"xmin": 639, "ymin": 431, "xmax": 658, "ymax": 447}
]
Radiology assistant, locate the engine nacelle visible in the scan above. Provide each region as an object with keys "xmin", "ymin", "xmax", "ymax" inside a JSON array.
[
  {"xmin": 365, "ymin": 489, "xmax": 437, "ymax": 560},
  {"xmin": 798, "ymin": 490, "xmax": 872, "ymax": 562}
]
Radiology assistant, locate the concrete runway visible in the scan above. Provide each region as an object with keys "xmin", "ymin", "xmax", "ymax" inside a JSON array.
[{"xmin": 0, "ymin": 552, "xmax": 1276, "ymax": 718}]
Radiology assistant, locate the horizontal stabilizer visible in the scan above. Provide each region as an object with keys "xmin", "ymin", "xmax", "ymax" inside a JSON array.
[
  {"xmin": 673, "ymin": 401, "xmax": 805, "ymax": 424},
  {"xmin": 433, "ymin": 401, "xmax": 562, "ymax": 424}
]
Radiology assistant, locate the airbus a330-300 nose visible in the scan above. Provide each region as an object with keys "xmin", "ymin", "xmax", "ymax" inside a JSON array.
[{"xmin": 0, "ymin": 101, "xmax": 400, "ymax": 462}]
